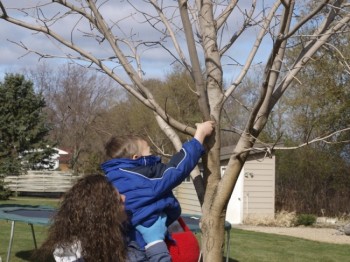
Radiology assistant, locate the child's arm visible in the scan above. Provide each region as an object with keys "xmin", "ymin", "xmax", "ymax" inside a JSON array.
[
  {"xmin": 147, "ymin": 121, "xmax": 215, "ymax": 195},
  {"xmin": 135, "ymin": 214, "xmax": 171, "ymax": 262},
  {"xmin": 136, "ymin": 214, "xmax": 167, "ymax": 246},
  {"xmin": 124, "ymin": 121, "xmax": 215, "ymax": 211}
]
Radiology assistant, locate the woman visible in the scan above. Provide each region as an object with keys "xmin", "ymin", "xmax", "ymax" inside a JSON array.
[{"xmin": 36, "ymin": 174, "xmax": 170, "ymax": 262}]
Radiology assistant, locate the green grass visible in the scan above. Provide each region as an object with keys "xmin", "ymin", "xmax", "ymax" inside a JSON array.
[
  {"xmin": 0, "ymin": 222, "xmax": 49, "ymax": 262},
  {"xmin": 0, "ymin": 197, "xmax": 349, "ymax": 261},
  {"xmin": 227, "ymin": 229, "xmax": 350, "ymax": 262},
  {"xmin": 0, "ymin": 197, "xmax": 58, "ymax": 262}
]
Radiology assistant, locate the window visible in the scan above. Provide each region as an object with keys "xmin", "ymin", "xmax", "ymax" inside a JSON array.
[{"xmin": 220, "ymin": 166, "xmax": 227, "ymax": 177}]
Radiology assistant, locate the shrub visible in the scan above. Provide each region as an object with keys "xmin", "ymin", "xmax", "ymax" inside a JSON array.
[
  {"xmin": 0, "ymin": 176, "xmax": 12, "ymax": 200},
  {"xmin": 295, "ymin": 214, "xmax": 317, "ymax": 226},
  {"xmin": 243, "ymin": 210, "xmax": 297, "ymax": 227},
  {"xmin": 275, "ymin": 210, "xmax": 297, "ymax": 227}
]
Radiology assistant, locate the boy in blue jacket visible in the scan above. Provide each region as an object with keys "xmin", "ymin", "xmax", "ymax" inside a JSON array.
[{"xmin": 101, "ymin": 121, "xmax": 214, "ymax": 250}]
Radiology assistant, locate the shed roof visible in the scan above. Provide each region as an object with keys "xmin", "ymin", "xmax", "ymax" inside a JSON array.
[{"xmin": 220, "ymin": 143, "xmax": 278, "ymax": 161}]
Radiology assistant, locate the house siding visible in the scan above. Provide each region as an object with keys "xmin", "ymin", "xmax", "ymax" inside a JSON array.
[
  {"xmin": 242, "ymin": 156, "xmax": 275, "ymax": 221},
  {"xmin": 176, "ymin": 153, "xmax": 275, "ymax": 223},
  {"xmin": 176, "ymin": 182, "xmax": 202, "ymax": 215}
]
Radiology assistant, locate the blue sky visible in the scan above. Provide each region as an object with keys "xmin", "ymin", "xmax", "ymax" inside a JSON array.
[{"xmin": 0, "ymin": 1, "xmax": 275, "ymax": 83}]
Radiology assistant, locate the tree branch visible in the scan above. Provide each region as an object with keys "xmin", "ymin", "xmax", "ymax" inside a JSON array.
[
  {"xmin": 269, "ymin": 11, "xmax": 350, "ymax": 110},
  {"xmin": 282, "ymin": 0, "xmax": 330, "ymax": 40},
  {"xmin": 324, "ymin": 42, "xmax": 350, "ymax": 73},
  {"xmin": 216, "ymin": 0, "xmax": 238, "ymax": 30},
  {"xmin": 262, "ymin": 127, "xmax": 350, "ymax": 152},
  {"xmin": 224, "ymin": 1, "xmax": 281, "ymax": 99},
  {"xmin": 0, "ymin": 1, "xmax": 7, "ymax": 18},
  {"xmin": 179, "ymin": 0, "xmax": 210, "ymax": 120},
  {"xmin": 249, "ymin": 1, "xmax": 294, "ymax": 134},
  {"xmin": 148, "ymin": 0, "xmax": 192, "ymax": 73},
  {"xmin": 219, "ymin": 0, "xmax": 257, "ymax": 56}
]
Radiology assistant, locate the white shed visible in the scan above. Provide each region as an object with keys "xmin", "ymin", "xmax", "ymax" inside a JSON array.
[{"xmin": 176, "ymin": 145, "xmax": 275, "ymax": 224}]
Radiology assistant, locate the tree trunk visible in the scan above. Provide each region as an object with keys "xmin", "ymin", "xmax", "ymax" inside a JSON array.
[
  {"xmin": 200, "ymin": 132, "xmax": 253, "ymax": 261},
  {"xmin": 200, "ymin": 212, "xmax": 226, "ymax": 261}
]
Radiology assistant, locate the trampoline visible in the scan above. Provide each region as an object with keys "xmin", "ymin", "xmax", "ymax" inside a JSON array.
[
  {"xmin": 0, "ymin": 204, "xmax": 55, "ymax": 262},
  {"xmin": 0, "ymin": 205, "xmax": 232, "ymax": 262}
]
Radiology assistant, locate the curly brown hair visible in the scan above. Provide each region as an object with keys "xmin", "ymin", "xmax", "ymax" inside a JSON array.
[{"xmin": 36, "ymin": 174, "xmax": 127, "ymax": 262}]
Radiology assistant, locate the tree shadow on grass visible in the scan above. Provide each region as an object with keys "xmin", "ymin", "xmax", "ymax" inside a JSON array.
[{"xmin": 14, "ymin": 250, "xmax": 35, "ymax": 262}]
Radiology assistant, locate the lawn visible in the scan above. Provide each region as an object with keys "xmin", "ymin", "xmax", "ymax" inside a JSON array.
[
  {"xmin": 228, "ymin": 229, "xmax": 350, "ymax": 262},
  {"xmin": 0, "ymin": 197, "xmax": 58, "ymax": 262},
  {"xmin": 1, "ymin": 197, "xmax": 349, "ymax": 262}
]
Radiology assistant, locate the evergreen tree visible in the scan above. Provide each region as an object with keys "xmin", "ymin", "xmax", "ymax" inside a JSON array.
[{"xmin": 0, "ymin": 74, "xmax": 56, "ymax": 176}]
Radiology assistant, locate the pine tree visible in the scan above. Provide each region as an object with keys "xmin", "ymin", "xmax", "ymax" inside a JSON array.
[{"xmin": 0, "ymin": 74, "xmax": 56, "ymax": 176}]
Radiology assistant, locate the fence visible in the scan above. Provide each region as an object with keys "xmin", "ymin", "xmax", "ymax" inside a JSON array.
[{"xmin": 3, "ymin": 171, "xmax": 81, "ymax": 193}]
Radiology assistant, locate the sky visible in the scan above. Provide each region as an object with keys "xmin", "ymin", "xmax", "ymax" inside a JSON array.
[{"xmin": 0, "ymin": 1, "xmax": 275, "ymax": 84}]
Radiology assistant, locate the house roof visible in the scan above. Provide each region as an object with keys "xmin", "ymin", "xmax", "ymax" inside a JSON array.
[
  {"xmin": 55, "ymin": 148, "xmax": 69, "ymax": 155},
  {"xmin": 220, "ymin": 143, "xmax": 278, "ymax": 161}
]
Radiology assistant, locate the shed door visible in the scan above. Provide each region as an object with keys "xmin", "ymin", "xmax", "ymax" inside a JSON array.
[{"xmin": 222, "ymin": 167, "xmax": 244, "ymax": 224}]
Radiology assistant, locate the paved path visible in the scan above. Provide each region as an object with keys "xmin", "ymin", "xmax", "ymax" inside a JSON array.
[{"xmin": 233, "ymin": 225, "xmax": 350, "ymax": 245}]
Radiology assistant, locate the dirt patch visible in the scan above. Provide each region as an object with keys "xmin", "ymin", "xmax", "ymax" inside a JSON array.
[{"xmin": 233, "ymin": 225, "xmax": 350, "ymax": 245}]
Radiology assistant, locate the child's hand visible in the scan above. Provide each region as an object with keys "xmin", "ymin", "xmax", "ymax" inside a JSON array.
[
  {"xmin": 136, "ymin": 214, "xmax": 167, "ymax": 244},
  {"xmin": 194, "ymin": 121, "xmax": 215, "ymax": 144}
]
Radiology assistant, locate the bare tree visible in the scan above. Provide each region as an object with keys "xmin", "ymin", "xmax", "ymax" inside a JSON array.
[
  {"xmin": 1, "ymin": 0, "xmax": 350, "ymax": 260},
  {"xmin": 26, "ymin": 63, "xmax": 117, "ymax": 173}
]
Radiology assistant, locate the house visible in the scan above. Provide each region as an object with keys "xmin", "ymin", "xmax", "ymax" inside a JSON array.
[
  {"xmin": 5, "ymin": 148, "xmax": 74, "ymax": 195},
  {"xmin": 56, "ymin": 148, "xmax": 72, "ymax": 171},
  {"xmin": 49, "ymin": 148, "xmax": 66, "ymax": 170},
  {"xmin": 21, "ymin": 147, "xmax": 70, "ymax": 171},
  {"xmin": 175, "ymin": 145, "xmax": 275, "ymax": 224},
  {"xmin": 45, "ymin": 148, "xmax": 71, "ymax": 171}
]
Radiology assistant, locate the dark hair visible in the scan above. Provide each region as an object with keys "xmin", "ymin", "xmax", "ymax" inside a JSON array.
[
  {"xmin": 36, "ymin": 174, "xmax": 127, "ymax": 262},
  {"xmin": 105, "ymin": 135, "xmax": 145, "ymax": 159}
]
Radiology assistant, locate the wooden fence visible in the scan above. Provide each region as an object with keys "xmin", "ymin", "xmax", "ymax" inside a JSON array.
[{"xmin": 3, "ymin": 171, "xmax": 81, "ymax": 193}]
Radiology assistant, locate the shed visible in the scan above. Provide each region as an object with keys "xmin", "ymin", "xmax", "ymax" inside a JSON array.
[{"xmin": 175, "ymin": 145, "xmax": 275, "ymax": 224}]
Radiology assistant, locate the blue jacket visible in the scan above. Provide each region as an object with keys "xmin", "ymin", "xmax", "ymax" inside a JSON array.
[{"xmin": 101, "ymin": 138, "xmax": 205, "ymax": 248}]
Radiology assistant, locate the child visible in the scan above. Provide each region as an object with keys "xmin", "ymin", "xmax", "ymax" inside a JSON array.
[{"xmin": 101, "ymin": 121, "xmax": 215, "ymax": 250}]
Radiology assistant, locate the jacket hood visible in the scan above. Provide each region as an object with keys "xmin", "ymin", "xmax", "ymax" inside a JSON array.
[{"xmin": 101, "ymin": 155, "xmax": 161, "ymax": 173}]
